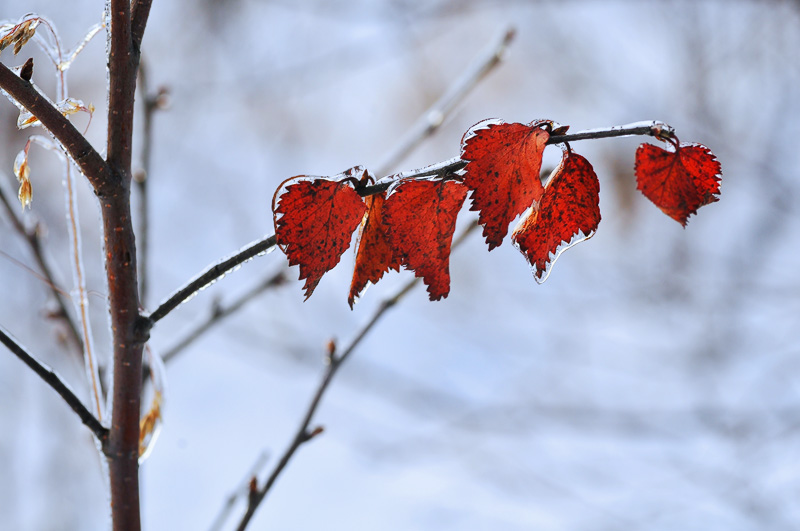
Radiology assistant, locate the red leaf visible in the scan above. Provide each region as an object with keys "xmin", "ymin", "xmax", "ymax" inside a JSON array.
[
  {"xmin": 635, "ymin": 142, "xmax": 721, "ymax": 226},
  {"xmin": 274, "ymin": 176, "xmax": 367, "ymax": 299},
  {"xmin": 348, "ymin": 192, "xmax": 402, "ymax": 308},
  {"xmin": 384, "ymin": 179, "xmax": 468, "ymax": 301},
  {"xmin": 461, "ymin": 119, "xmax": 550, "ymax": 250},
  {"xmin": 512, "ymin": 150, "xmax": 600, "ymax": 283}
]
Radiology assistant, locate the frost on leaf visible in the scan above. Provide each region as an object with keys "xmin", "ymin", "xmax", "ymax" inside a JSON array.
[
  {"xmin": 13, "ymin": 145, "xmax": 32, "ymax": 209},
  {"xmin": 512, "ymin": 150, "xmax": 600, "ymax": 283},
  {"xmin": 461, "ymin": 119, "xmax": 550, "ymax": 250},
  {"xmin": 384, "ymin": 179, "xmax": 468, "ymax": 301},
  {"xmin": 274, "ymin": 172, "xmax": 367, "ymax": 300},
  {"xmin": 348, "ymin": 191, "xmax": 401, "ymax": 308},
  {"xmin": 635, "ymin": 142, "xmax": 721, "ymax": 226}
]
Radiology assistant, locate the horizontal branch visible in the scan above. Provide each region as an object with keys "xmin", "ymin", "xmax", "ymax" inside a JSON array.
[
  {"xmin": 0, "ymin": 325, "xmax": 107, "ymax": 441},
  {"xmin": 148, "ymin": 120, "xmax": 672, "ymax": 329},
  {"xmin": 146, "ymin": 235, "xmax": 277, "ymax": 325},
  {"xmin": 359, "ymin": 120, "xmax": 675, "ymax": 197},
  {"xmin": 0, "ymin": 61, "xmax": 113, "ymax": 193}
]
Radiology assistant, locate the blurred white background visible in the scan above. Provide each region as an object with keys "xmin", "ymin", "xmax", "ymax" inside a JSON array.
[{"xmin": 1, "ymin": 0, "xmax": 800, "ymax": 529}]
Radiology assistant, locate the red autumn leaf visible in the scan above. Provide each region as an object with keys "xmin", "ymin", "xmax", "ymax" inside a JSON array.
[
  {"xmin": 512, "ymin": 150, "xmax": 600, "ymax": 283},
  {"xmin": 384, "ymin": 179, "xmax": 468, "ymax": 301},
  {"xmin": 461, "ymin": 119, "xmax": 550, "ymax": 250},
  {"xmin": 273, "ymin": 176, "xmax": 367, "ymax": 300},
  {"xmin": 348, "ymin": 192, "xmax": 402, "ymax": 308},
  {"xmin": 635, "ymin": 142, "xmax": 721, "ymax": 226}
]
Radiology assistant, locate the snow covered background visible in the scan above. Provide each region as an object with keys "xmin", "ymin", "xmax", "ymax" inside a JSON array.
[{"xmin": 1, "ymin": 0, "xmax": 800, "ymax": 529}]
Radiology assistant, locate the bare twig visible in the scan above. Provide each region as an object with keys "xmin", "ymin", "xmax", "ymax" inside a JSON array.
[
  {"xmin": 374, "ymin": 27, "xmax": 515, "ymax": 175},
  {"xmin": 0, "ymin": 184, "xmax": 82, "ymax": 351},
  {"xmin": 233, "ymin": 220, "xmax": 478, "ymax": 530},
  {"xmin": 146, "ymin": 235, "xmax": 277, "ymax": 325},
  {"xmin": 0, "ymin": 325, "xmax": 107, "ymax": 441},
  {"xmin": 162, "ymin": 270, "xmax": 287, "ymax": 364}
]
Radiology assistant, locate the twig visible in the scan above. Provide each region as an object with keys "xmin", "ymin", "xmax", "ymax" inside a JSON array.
[
  {"xmin": 0, "ymin": 325, "xmax": 107, "ymax": 441},
  {"xmin": 0, "ymin": 183, "xmax": 82, "ymax": 351},
  {"xmin": 233, "ymin": 220, "xmax": 478, "ymax": 530},
  {"xmin": 359, "ymin": 120, "xmax": 676, "ymax": 196},
  {"xmin": 161, "ymin": 270, "xmax": 287, "ymax": 364},
  {"xmin": 146, "ymin": 235, "xmax": 277, "ymax": 325},
  {"xmin": 147, "ymin": 120, "xmax": 673, "ymax": 327},
  {"xmin": 374, "ymin": 27, "xmax": 515, "ymax": 176}
]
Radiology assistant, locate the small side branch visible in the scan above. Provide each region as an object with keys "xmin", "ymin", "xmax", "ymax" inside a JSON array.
[
  {"xmin": 233, "ymin": 220, "xmax": 478, "ymax": 530},
  {"xmin": 146, "ymin": 235, "xmax": 277, "ymax": 325},
  {"xmin": 0, "ymin": 325, "xmax": 107, "ymax": 441},
  {"xmin": 359, "ymin": 120, "xmax": 675, "ymax": 197}
]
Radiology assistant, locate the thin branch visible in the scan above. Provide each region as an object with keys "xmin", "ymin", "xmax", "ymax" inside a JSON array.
[
  {"xmin": 234, "ymin": 220, "xmax": 479, "ymax": 530},
  {"xmin": 146, "ymin": 235, "xmax": 277, "ymax": 325},
  {"xmin": 374, "ymin": 27, "xmax": 515, "ymax": 176},
  {"xmin": 0, "ymin": 325, "xmax": 107, "ymax": 441},
  {"xmin": 0, "ymin": 183, "xmax": 83, "ymax": 351},
  {"xmin": 359, "ymin": 120, "xmax": 676, "ymax": 197},
  {"xmin": 0, "ymin": 61, "xmax": 112, "ymax": 192},
  {"xmin": 161, "ymin": 270, "xmax": 287, "ymax": 364},
  {"xmin": 148, "ymin": 120, "xmax": 673, "ymax": 328}
]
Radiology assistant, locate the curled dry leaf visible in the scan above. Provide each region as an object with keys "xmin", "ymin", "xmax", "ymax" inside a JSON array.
[
  {"xmin": 348, "ymin": 191, "xmax": 402, "ymax": 308},
  {"xmin": 635, "ymin": 142, "xmax": 721, "ymax": 226},
  {"xmin": 461, "ymin": 119, "xmax": 550, "ymax": 250},
  {"xmin": 512, "ymin": 150, "xmax": 601, "ymax": 283},
  {"xmin": 274, "ymin": 174, "xmax": 367, "ymax": 299},
  {"xmin": 384, "ymin": 179, "xmax": 468, "ymax": 301},
  {"xmin": 0, "ymin": 17, "xmax": 39, "ymax": 55}
]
